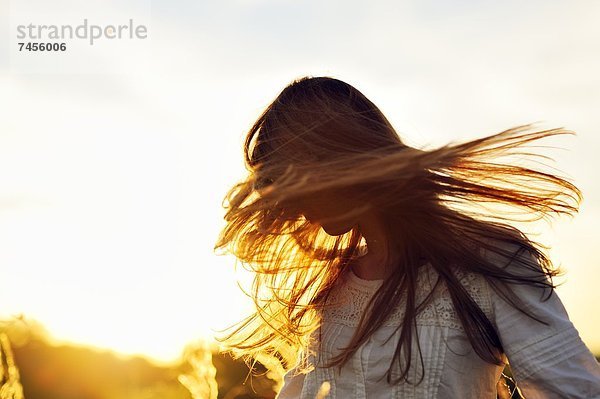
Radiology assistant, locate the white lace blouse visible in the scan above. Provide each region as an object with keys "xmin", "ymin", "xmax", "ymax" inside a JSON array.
[{"xmin": 276, "ymin": 250, "xmax": 600, "ymax": 398}]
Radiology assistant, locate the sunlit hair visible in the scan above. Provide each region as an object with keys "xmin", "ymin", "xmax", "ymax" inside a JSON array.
[{"xmin": 213, "ymin": 76, "xmax": 582, "ymax": 386}]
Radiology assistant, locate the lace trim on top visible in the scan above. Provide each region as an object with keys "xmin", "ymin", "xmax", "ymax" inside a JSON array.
[{"xmin": 322, "ymin": 263, "xmax": 494, "ymax": 330}]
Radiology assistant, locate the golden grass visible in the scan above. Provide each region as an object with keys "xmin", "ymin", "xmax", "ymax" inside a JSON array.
[
  {"xmin": 0, "ymin": 333, "xmax": 24, "ymax": 399},
  {"xmin": 178, "ymin": 339, "xmax": 218, "ymax": 399}
]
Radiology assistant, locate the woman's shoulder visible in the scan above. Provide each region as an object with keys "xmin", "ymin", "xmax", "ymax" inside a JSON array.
[{"xmin": 466, "ymin": 225, "xmax": 548, "ymax": 277}]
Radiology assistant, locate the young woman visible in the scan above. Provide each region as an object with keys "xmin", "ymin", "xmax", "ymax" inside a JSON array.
[{"xmin": 214, "ymin": 76, "xmax": 600, "ymax": 398}]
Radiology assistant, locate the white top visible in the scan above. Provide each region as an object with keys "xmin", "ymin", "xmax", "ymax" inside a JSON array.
[{"xmin": 276, "ymin": 250, "xmax": 600, "ymax": 398}]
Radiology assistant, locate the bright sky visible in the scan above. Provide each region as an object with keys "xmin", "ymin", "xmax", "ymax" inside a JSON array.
[{"xmin": 0, "ymin": 0, "xmax": 599, "ymax": 363}]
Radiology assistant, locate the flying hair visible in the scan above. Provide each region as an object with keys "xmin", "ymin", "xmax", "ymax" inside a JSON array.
[{"xmin": 213, "ymin": 76, "xmax": 582, "ymax": 386}]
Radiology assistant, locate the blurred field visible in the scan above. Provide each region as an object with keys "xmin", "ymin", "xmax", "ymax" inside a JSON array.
[
  {"xmin": 0, "ymin": 317, "xmax": 278, "ymax": 399},
  {"xmin": 1, "ymin": 316, "xmax": 598, "ymax": 399}
]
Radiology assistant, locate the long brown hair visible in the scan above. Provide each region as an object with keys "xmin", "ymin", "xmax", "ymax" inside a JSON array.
[{"xmin": 213, "ymin": 76, "xmax": 582, "ymax": 385}]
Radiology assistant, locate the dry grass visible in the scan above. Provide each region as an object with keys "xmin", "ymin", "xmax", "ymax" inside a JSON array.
[
  {"xmin": 0, "ymin": 333, "xmax": 24, "ymax": 399},
  {"xmin": 178, "ymin": 339, "xmax": 218, "ymax": 399}
]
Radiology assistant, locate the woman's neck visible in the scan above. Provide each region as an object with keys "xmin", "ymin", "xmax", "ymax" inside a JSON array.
[{"xmin": 354, "ymin": 211, "xmax": 402, "ymax": 280}]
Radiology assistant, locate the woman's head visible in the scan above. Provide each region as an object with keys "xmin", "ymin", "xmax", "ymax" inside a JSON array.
[
  {"xmin": 247, "ymin": 76, "xmax": 405, "ymax": 175},
  {"xmin": 245, "ymin": 76, "xmax": 414, "ymax": 230}
]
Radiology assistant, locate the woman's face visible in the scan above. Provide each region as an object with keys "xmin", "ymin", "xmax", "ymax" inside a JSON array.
[{"xmin": 298, "ymin": 187, "xmax": 361, "ymax": 236}]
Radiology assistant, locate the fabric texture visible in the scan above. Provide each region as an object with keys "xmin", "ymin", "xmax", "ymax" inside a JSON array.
[{"xmin": 276, "ymin": 247, "xmax": 600, "ymax": 399}]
